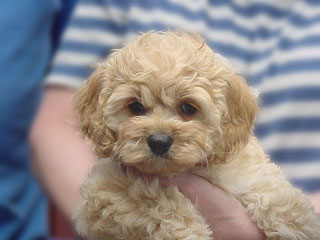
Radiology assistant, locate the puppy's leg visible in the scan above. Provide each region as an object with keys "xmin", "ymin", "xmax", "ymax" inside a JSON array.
[
  {"xmin": 239, "ymin": 165, "xmax": 320, "ymax": 240},
  {"xmin": 74, "ymin": 161, "xmax": 212, "ymax": 240}
]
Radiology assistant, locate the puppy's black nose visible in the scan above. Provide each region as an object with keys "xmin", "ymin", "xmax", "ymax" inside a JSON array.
[{"xmin": 147, "ymin": 134, "xmax": 173, "ymax": 155}]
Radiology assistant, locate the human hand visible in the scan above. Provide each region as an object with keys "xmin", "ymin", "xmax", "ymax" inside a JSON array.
[{"xmin": 161, "ymin": 174, "xmax": 266, "ymax": 240}]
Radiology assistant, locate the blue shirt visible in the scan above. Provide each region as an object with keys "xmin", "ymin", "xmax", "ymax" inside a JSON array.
[{"xmin": 0, "ymin": 0, "xmax": 76, "ymax": 239}]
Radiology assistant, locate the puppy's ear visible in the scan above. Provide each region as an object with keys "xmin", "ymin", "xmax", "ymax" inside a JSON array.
[
  {"xmin": 74, "ymin": 65, "xmax": 115, "ymax": 157},
  {"xmin": 218, "ymin": 74, "xmax": 259, "ymax": 162}
]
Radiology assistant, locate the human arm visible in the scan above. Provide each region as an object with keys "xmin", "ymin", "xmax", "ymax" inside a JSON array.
[
  {"xmin": 29, "ymin": 86, "xmax": 319, "ymax": 233},
  {"xmin": 29, "ymin": 86, "xmax": 95, "ymax": 220}
]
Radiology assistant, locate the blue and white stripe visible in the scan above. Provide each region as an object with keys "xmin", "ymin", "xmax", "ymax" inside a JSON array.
[{"xmin": 46, "ymin": 0, "xmax": 320, "ymax": 193}]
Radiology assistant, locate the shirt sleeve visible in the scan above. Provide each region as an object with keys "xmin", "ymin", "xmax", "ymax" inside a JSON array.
[{"xmin": 45, "ymin": 0, "xmax": 129, "ymax": 89}]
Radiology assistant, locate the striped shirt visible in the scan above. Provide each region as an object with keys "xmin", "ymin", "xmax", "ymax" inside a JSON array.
[{"xmin": 46, "ymin": 0, "xmax": 320, "ymax": 193}]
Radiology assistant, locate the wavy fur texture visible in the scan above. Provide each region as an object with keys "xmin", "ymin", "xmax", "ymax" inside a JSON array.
[{"xmin": 74, "ymin": 31, "xmax": 320, "ymax": 240}]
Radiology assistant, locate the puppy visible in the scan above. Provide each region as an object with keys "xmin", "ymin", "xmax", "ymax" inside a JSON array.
[{"xmin": 73, "ymin": 31, "xmax": 320, "ymax": 240}]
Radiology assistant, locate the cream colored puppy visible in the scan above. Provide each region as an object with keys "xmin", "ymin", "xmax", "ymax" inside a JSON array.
[{"xmin": 73, "ymin": 31, "xmax": 320, "ymax": 240}]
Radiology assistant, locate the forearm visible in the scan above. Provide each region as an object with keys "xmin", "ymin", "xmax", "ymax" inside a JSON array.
[{"xmin": 29, "ymin": 86, "xmax": 95, "ymax": 220}]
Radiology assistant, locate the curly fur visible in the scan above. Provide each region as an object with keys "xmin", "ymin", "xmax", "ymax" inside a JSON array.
[{"xmin": 74, "ymin": 31, "xmax": 320, "ymax": 240}]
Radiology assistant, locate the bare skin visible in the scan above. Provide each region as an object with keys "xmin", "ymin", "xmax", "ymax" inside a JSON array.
[{"xmin": 29, "ymin": 86, "xmax": 95, "ymax": 219}]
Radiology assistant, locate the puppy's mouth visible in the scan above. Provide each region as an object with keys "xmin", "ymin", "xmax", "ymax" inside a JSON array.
[{"xmin": 120, "ymin": 164, "xmax": 169, "ymax": 183}]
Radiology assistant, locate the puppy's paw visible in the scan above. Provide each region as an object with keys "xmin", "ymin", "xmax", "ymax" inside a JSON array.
[{"xmin": 147, "ymin": 187, "xmax": 213, "ymax": 240}]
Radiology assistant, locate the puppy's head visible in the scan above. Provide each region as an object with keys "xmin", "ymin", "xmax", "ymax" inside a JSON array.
[{"xmin": 75, "ymin": 31, "xmax": 258, "ymax": 176}]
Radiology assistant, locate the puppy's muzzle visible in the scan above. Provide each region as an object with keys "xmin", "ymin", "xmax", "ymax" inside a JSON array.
[{"xmin": 147, "ymin": 134, "xmax": 173, "ymax": 155}]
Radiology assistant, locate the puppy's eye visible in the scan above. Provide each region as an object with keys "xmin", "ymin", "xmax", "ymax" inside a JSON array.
[
  {"xmin": 128, "ymin": 101, "xmax": 146, "ymax": 115},
  {"xmin": 180, "ymin": 102, "xmax": 197, "ymax": 116}
]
